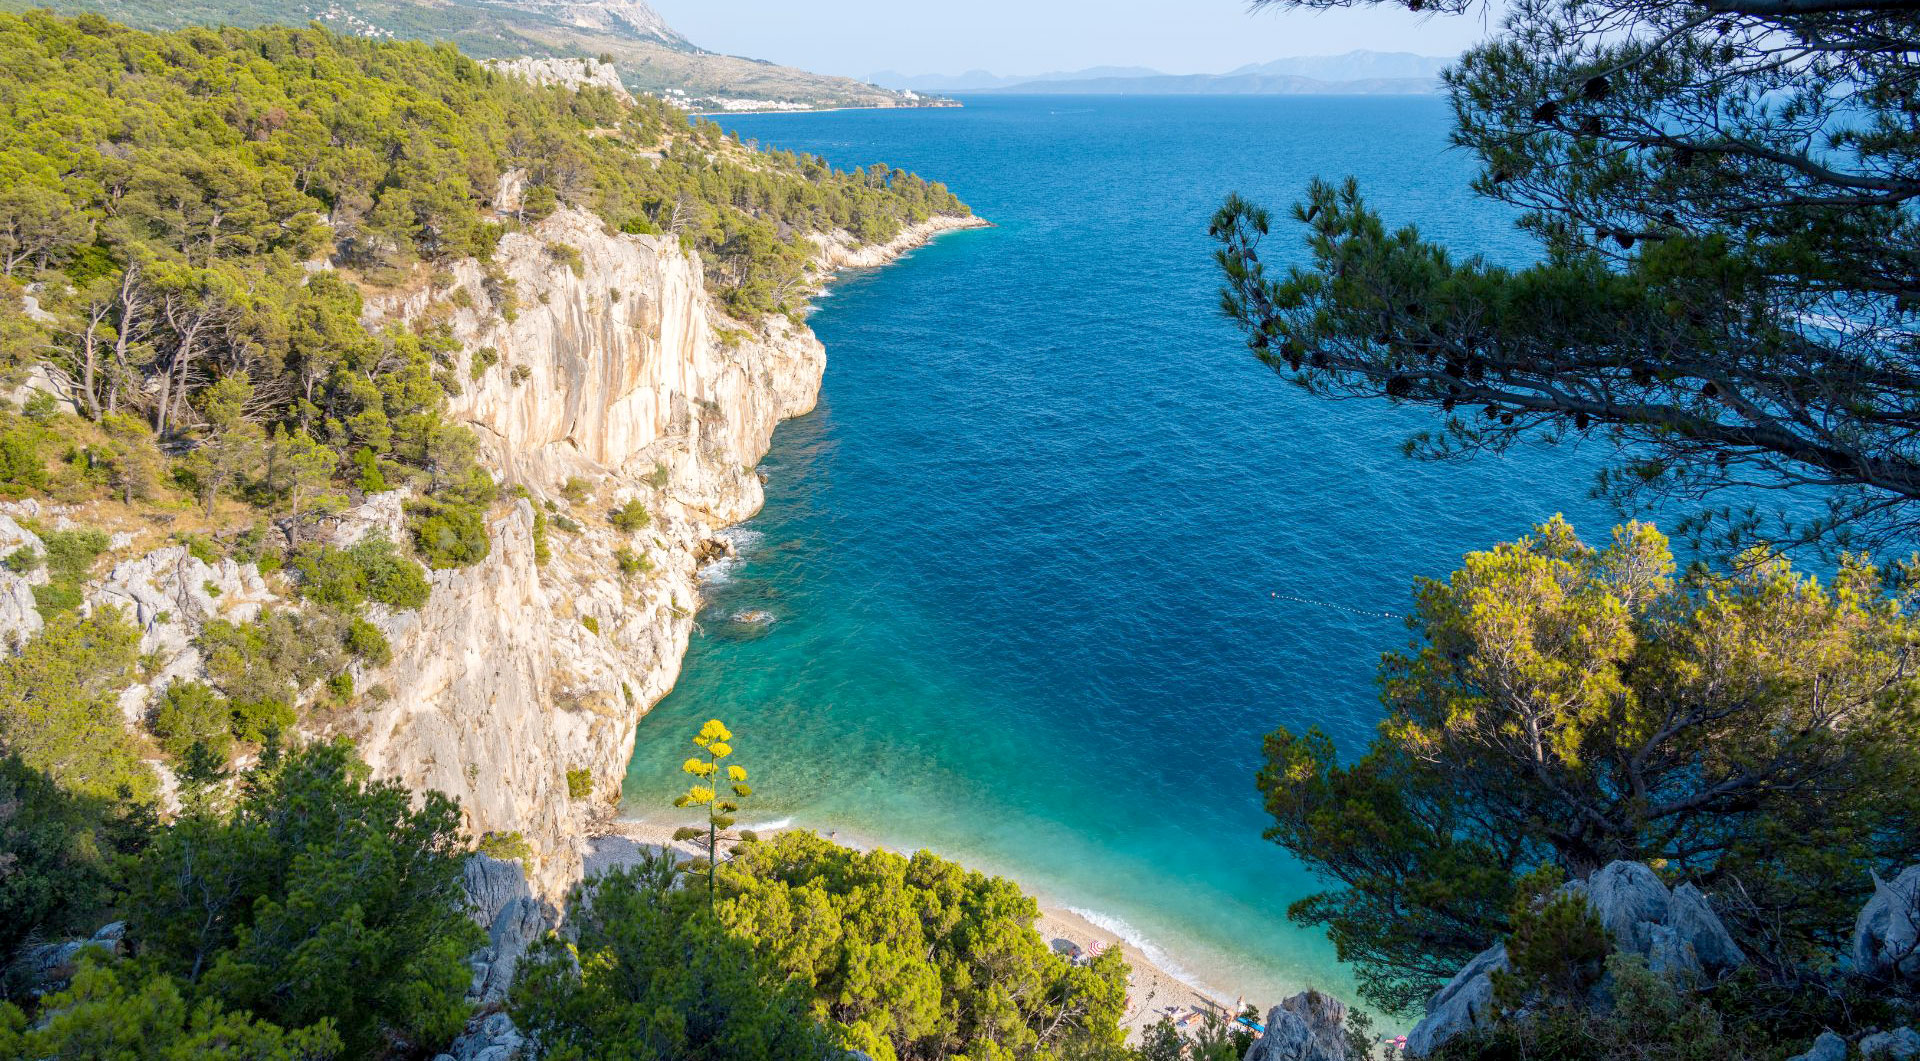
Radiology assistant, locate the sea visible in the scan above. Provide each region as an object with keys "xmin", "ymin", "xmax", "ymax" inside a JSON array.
[{"xmin": 620, "ymin": 95, "xmax": 1621, "ymax": 1015}]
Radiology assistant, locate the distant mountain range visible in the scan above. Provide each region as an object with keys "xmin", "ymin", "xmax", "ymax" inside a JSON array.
[
  {"xmin": 0, "ymin": 0, "xmax": 945, "ymax": 111},
  {"xmin": 871, "ymin": 50, "xmax": 1454, "ymax": 96}
]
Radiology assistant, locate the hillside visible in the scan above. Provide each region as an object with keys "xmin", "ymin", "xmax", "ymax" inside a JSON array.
[{"xmin": 0, "ymin": 0, "xmax": 948, "ymax": 111}]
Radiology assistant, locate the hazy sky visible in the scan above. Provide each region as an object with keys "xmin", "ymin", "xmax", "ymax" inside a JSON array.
[{"xmin": 645, "ymin": 1, "xmax": 1506, "ymax": 78}]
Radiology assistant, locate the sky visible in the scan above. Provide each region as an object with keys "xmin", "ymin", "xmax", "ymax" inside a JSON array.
[{"xmin": 645, "ymin": 0, "xmax": 1507, "ymax": 79}]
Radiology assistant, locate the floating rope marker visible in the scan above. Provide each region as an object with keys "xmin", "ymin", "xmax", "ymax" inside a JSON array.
[{"xmin": 1269, "ymin": 591, "xmax": 1406, "ymax": 621}]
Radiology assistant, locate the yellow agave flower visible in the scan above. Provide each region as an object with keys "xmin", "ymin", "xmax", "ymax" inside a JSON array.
[
  {"xmin": 682, "ymin": 757, "xmax": 707, "ymax": 776},
  {"xmin": 686, "ymin": 785, "xmax": 715, "ymax": 804},
  {"xmin": 727, "ymin": 765, "xmax": 748, "ymax": 782},
  {"xmin": 710, "ymin": 742, "xmax": 732, "ymax": 758},
  {"xmin": 698, "ymin": 719, "xmax": 731, "ymax": 743}
]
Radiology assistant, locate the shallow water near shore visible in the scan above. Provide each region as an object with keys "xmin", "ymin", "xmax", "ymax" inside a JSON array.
[{"xmin": 621, "ymin": 96, "xmax": 1620, "ymax": 1014}]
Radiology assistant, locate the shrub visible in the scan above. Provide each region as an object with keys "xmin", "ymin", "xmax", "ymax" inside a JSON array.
[
  {"xmin": 615, "ymin": 546, "xmax": 650, "ymax": 577},
  {"xmin": 477, "ymin": 831, "xmax": 532, "ymax": 863},
  {"xmin": 559, "ymin": 476, "xmax": 588, "ymax": 503},
  {"xmin": 350, "ymin": 446, "xmax": 388, "ymax": 493},
  {"xmin": 409, "ymin": 501, "xmax": 491, "ymax": 569},
  {"xmin": 178, "ymin": 533, "xmax": 221, "ymax": 565},
  {"xmin": 580, "ymin": 615, "xmax": 600, "ymax": 635},
  {"xmin": 292, "ymin": 536, "xmax": 431, "ymax": 611},
  {"xmin": 0, "ymin": 609, "xmax": 152, "ymax": 802},
  {"xmin": 469, "ymin": 346, "xmax": 499, "ymax": 381},
  {"xmin": 609, "ymin": 498, "xmax": 650, "ymax": 532},
  {"xmin": 345, "ymin": 617, "xmax": 392, "ymax": 666},
  {"xmin": 552, "ymin": 513, "xmax": 582, "ymax": 534},
  {"xmin": 151, "ymin": 681, "xmax": 234, "ymax": 762},
  {"xmin": 566, "ymin": 767, "xmax": 593, "ymax": 801},
  {"xmin": 532, "ymin": 505, "xmax": 551, "ymax": 566},
  {"xmin": 197, "ymin": 611, "xmax": 349, "ymax": 734},
  {"xmin": 545, "ymin": 241, "xmax": 586, "ymax": 277}
]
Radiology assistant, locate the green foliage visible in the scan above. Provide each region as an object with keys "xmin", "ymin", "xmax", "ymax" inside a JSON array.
[
  {"xmin": 1217, "ymin": 0, "xmax": 1920, "ymax": 550},
  {"xmin": 127, "ymin": 740, "xmax": 481, "ymax": 1057},
  {"xmin": 469, "ymin": 346, "xmax": 499, "ymax": 382},
  {"xmin": 1433, "ymin": 955, "xmax": 1739, "ymax": 1061},
  {"xmin": 517, "ymin": 833, "xmax": 1129, "ymax": 1061},
  {"xmin": 345, "ymin": 617, "xmax": 392, "ymax": 667},
  {"xmin": 476, "ymin": 830, "xmax": 532, "ymax": 864},
  {"xmin": 722, "ymin": 832, "xmax": 1130, "ymax": 1061},
  {"xmin": 559, "ymin": 476, "xmax": 588, "ymax": 503},
  {"xmin": 580, "ymin": 614, "xmax": 600, "ymax": 635},
  {"xmin": 21, "ymin": 523, "xmax": 110, "ymax": 618},
  {"xmin": 615, "ymin": 546, "xmax": 650, "ymax": 578},
  {"xmin": 566, "ymin": 767, "xmax": 593, "ymax": 801},
  {"xmin": 0, "ymin": 753, "xmax": 149, "ymax": 978},
  {"xmin": 609, "ymin": 498, "xmax": 650, "ymax": 533},
  {"xmin": 196, "ymin": 611, "xmax": 351, "ymax": 742},
  {"xmin": 151, "ymin": 680, "xmax": 234, "ymax": 762},
  {"xmin": 532, "ymin": 504, "xmax": 552, "ymax": 566},
  {"xmin": 1259, "ymin": 517, "xmax": 1920, "ymax": 1012},
  {"xmin": 1493, "ymin": 887, "xmax": 1610, "ymax": 1010},
  {"xmin": 513, "ymin": 858, "xmax": 830, "ymax": 1061},
  {"xmin": 0, "ymin": 959, "xmax": 343, "ymax": 1060},
  {"xmin": 0, "ymin": 608, "xmax": 151, "ymax": 802},
  {"xmin": 546, "ymin": 242, "xmax": 586, "ymax": 278},
  {"xmin": 290, "ymin": 535, "xmax": 432, "ymax": 611}
]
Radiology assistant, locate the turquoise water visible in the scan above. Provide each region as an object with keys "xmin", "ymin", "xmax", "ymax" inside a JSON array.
[{"xmin": 621, "ymin": 97, "xmax": 1616, "ymax": 1010}]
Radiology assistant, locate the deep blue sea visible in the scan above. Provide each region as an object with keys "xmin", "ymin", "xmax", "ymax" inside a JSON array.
[{"xmin": 621, "ymin": 96, "xmax": 1618, "ymax": 1012}]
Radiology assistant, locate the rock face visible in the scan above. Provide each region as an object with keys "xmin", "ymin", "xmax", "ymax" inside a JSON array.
[
  {"xmin": 341, "ymin": 207, "xmax": 826, "ymax": 893},
  {"xmin": 0, "ymin": 513, "xmax": 43, "ymax": 649},
  {"xmin": 1247, "ymin": 990, "xmax": 1349, "ymax": 1061},
  {"xmin": 1856, "ymin": 865, "xmax": 1920, "ymax": 980},
  {"xmin": 436, "ymin": 1010, "xmax": 527, "ymax": 1061},
  {"xmin": 1406, "ymin": 943, "xmax": 1508, "ymax": 1057},
  {"xmin": 483, "ymin": 56, "xmax": 633, "ymax": 102},
  {"xmin": 1561, "ymin": 862, "xmax": 1745, "ymax": 983},
  {"xmin": 1405, "ymin": 863, "xmax": 1746, "ymax": 1056},
  {"xmin": 462, "ymin": 855, "xmax": 552, "ymax": 1004},
  {"xmin": 1791, "ymin": 1031, "xmax": 1849, "ymax": 1061},
  {"xmin": 1863, "ymin": 1028, "xmax": 1920, "ymax": 1059}
]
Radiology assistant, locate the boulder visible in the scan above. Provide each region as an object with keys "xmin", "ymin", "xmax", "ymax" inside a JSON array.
[
  {"xmin": 1583, "ymin": 862, "xmax": 1673, "ymax": 954},
  {"xmin": 1248, "ymin": 990, "xmax": 1350, "ymax": 1061},
  {"xmin": 1855, "ymin": 866, "xmax": 1920, "ymax": 980},
  {"xmin": 1864, "ymin": 1028, "xmax": 1920, "ymax": 1059},
  {"xmin": 0, "ymin": 570, "xmax": 40, "ymax": 651},
  {"xmin": 443, "ymin": 1010, "xmax": 527, "ymax": 1061},
  {"xmin": 1406, "ymin": 943, "xmax": 1507, "ymax": 1057},
  {"xmin": 1790, "ymin": 1031, "xmax": 1848, "ymax": 1061},
  {"xmin": 461, "ymin": 855, "xmax": 553, "ymax": 1003},
  {"xmin": 1407, "ymin": 863, "xmax": 1747, "ymax": 1057}
]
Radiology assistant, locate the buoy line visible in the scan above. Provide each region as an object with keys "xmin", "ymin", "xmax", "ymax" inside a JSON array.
[{"xmin": 1269, "ymin": 591, "xmax": 1407, "ymax": 620}]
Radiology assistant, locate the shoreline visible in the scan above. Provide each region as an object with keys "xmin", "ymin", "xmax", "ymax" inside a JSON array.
[
  {"xmin": 695, "ymin": 102, "xmax": 965, "ymax": 118},
  {"xmin": 808, "ymin": 213, "xmax": 994, "ymax": 275},
  {"xmin": 586, "ymin": 819, "xmax": 1239, "ymax": 1040}
]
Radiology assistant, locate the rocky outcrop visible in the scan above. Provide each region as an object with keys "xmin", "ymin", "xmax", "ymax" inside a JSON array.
[
  {"xmin": 462, "ymin": 855, "xmax": 552, "ymax": 1004},
  {"xmin": 13, "ymin": 922, "xmax": 125, "ymax": 998},
  {"xmin": 1563, "ymin": 862, "xmax": 1745, "ymax": 983},
  {"xmin": 1791, "ymin": 1031, "xmax": 1849, "ymax": 1061},
  {"xmin": 437, "ymin": 1011, "xmax": 527, "ymax": 1061},
  {"xmin": 339, "ymin": 206, "xmax": 828, "ymax": 893},
  {"xmin": 484, "ymin": 56, "xmax": 632, "ymax": 102},
  {"xmin": 1405, "ymin": 863, "xmax": 1745, "ymax": 1056},
  {"xmin": 1864, "ymin": 1028, "xmax": 1920, "ymax": 1059},
  {"xmin": 1247, "ymin": 990, "xmax": 1349, "ymax": 1061},
  {"xmin": 1406, "ymin": 943, "xmax": 1507, "ymax": 1057},
  {"xmin": 1856, "ymin": 866, "xmax": 1920, "ymax": 980}
]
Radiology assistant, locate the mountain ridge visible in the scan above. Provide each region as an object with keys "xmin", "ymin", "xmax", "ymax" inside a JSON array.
[
  {"xmin": 0, "ymin": 0, "xmax": 946, "ymax": 111},
  {"xmin": 873, "ymin": 49, "xmax": 1454, "ymax": 96}
]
